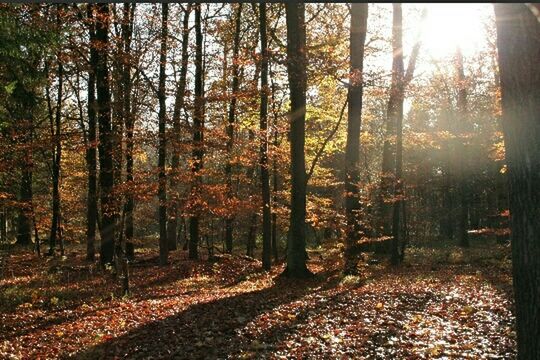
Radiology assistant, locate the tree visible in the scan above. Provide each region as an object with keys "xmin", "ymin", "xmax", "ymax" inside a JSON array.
[
  {"xmin": 270, "ymin": 61, "xmax": 280, "ymax": 263},
  {"xmin": 381, "ymin": 6, "xmax": 424, "ymax": 245},
  {"xmin": 15, "ymin": 124, "xmax": 33, "ymax": 247},
  {"xmin": 389, "ymin": 4, "xmax": 405, "ymax": 265},
  {"xmin": 386, "ymin": 5, "xmax": 423, "ymax": 264},
  {"xmin": 282, "ymin": 3, "xmax": 311, "ymax": 278},
  {"xmin": 225, "ymin": 3, "xmax": 243, "ymax": 254},
  {"xmin": 189, "ymin": 4, "xmax": 204, "ymax": 260},
  {"xmin": 454, "ymin": 47, "xmax": 469, "ymax": 248},
  {"xmin": 494, "ymin": 4, "xmax": 540, "ymax": 358},
  {"xmin": 259, "ymin": 2, "xmax": 271, "ymax": 271},
  {"xmin": 48, "ymin": 5, "xmax": 64, "ymax": 256},
  {"xmin": 158, "ymin": 3, "xmax": 169, "ymax": 266},
  {"xmin": 167, "ymin": 3, "xmax": 191, "ymax": 252},
  {"xmin": 96, "ymin": 3, "xmax": 115, "ymax": 266},
  {"xmin": 85, "ymin": 3, "xmax": 98, "ymax": 261},
  {"xmin": 0, "ymin": 6, "xmax": 46, "ymax": 247},
  {"xmin": 343, "ymin": 3, "xmax": 368, "ymax": 275},
  {"xmin": 121, "ymin": 3, "xmax": 135, "ymax": 260}
]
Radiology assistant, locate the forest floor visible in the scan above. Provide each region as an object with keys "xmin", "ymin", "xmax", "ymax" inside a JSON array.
[{"xmin": 0, "ymin": 239, "xmax": 516, "ymax": 359}]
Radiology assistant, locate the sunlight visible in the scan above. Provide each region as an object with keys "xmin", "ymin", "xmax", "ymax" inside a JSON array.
[{"xmin": 420, "ymin": 4, "xmax": 491, "ymax": 58}]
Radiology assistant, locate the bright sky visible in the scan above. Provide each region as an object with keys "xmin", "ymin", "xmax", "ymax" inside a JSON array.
[
  {"xmin": 419, "ymin": 3, "xmax": 492, "ymax": 59},
  {"xmin": 399, "ymin": 4, "xmax": 493, "ymax": 116}
]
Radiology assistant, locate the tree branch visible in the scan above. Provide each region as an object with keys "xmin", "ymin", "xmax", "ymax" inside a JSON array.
[{"xmin": 306, "ymin": 97, "xmax": 348, "ymax": 185}]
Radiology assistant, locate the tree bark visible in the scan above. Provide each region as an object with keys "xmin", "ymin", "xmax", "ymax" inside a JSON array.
[
  {"xmin": 167, "ymin": 3, "xmax": 191, "ymax": 252},
  {"xmin": 225, "ymin": 3, "xmax": 243, "ymax": 254},
  {"xmin": 381, "ymin": 6, "xmax": 423, "ymax": 240},
  {"xmin": 16, "ymin": 131, "xmax": 32, "ymax": 246},
  {"xmin": 343, "ymin": 3, "xmax": 368, "ymax": 275},
  {"xmin": 49, "ymin": 6, "xmax": 63, "ymax": 256},
  {"xmin": 96, "ymin": 3, "xmax": 115, "ymax": 266},
  {"xmin": 86, "ymin": 3, "xmax": 98, "ymax": 261},
  {"xmin": 259, "ymin": 3, "xmax": 271, "ymax": 271},
  {"xmin": 455, "ymin": 47, "xmax": 469, "ymax": 248},
  {"xmin": 282, "ymin": 3, "xmax": 311, "ymax": 278},
  {"xmin": 158, "ymin": 3, "xmax": 169, "ymax": 266},
  {"xmin": 122, "ymin": 3, "xmax": 135, "ymax": 260},
  {"xmin": 494, "ymin": 4, "xmax": 540, "ymax": 358},
  {"xmin": 270, "ymin": 62, "xmax": 279, "ymax": 262},
  {"xmin": 0, "ymin": 207, "xmax": 6, "ymax": 244},
  {"xmin": 189, "ymin": 4, "xmax": 204, "ymax": 260},
  {"xmin": 390, "ymin": 4, "xmax": 405, "ymax": 265}
]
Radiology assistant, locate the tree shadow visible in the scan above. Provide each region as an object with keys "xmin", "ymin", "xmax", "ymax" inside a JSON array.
[
  {"xmin": 229, "ymin": 289, "xmax": 437, "ymax": 358},
  {"xmin": 71, "ymin": 272, "xmax": 332, "ymax": 360}
]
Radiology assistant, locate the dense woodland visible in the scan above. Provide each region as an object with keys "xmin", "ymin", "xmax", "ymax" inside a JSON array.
[{"xmin": 0, "ymin": 3, "xmax": 539, "ymax": 359}]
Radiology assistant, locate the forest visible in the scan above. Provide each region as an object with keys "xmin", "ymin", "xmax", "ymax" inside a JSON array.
[{"xmin": 0, "ymin": 2, "xmax": 539, "ymax": 359}]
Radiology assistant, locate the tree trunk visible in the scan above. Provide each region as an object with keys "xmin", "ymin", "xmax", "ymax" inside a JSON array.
[
  {"xmin": 439, "ymin": 104, "xmax": 455, "ymax": 241},
  {"xmin": 167, "ymin": 3, "xmax": 191, "ymax": 252},
  {"xmin": 86, "ymin": 3, "xmax": 98, "ymax": 261},
  {"xmin": 122, "ymin": 3, "xmax": 135, "ymax": 260},
  {"xmin": 16, "ymin": 142, "xmax": 32, "ymax": 246},
  {"xmin": 387, "ymin": 4, "xmax": 423, "ymax": 264},
  {"xmin": 14, "ymin": 58, "xmax": 38, "ymax": 247},
  {"xmin": 440, "ymin": 162, "xmax": 454, "ymax": 240},
  {"xmin": 49, "ymin": 8, "xmax": 63, "ymax": 256},
  {"xmin": 390, "ymin": 4, "xmax": 405, "ymax": 265},
  {"xmin": 494, "ymin": 4, "xmax": 540, "ymax": 358},
  {"xmin": 259, "ymin": 3, "xmax": 271, "ymax": 271},
  {"xmin": 282, "ymin": 3, "xmax": 311, "ymax": 278},
  {"xmin": 381, "ymin": 6, "xmax": 423, "ymax": 240},
  {"xmin": 246, "ymin": 214, "xmax": 257, "ymax": 258},
  {"xmin": 0, "ymin": 207, "xmax": 6, "ymax": 244},
  {"xmin": 96, "ymin": 3, "xmax": 115, "ymax": 266},
  {"xmin": 455, "ymin": 47, "xmax": 469, "ymax": 248},
  {"xmin": 343, "ymin": 3, "xmax": 368, "ymax": 275},
  {"xmin": 189, "ymin": 4, "xmax": 204, "ymax": 260},
  {"xmin": 270, "ymin": 63, "xmax": 279, "ymax": 263},
  {"xmin": 225, "ymin": 3, "xmax": 243, "ymax": 254},
  {"xmin": 158, "ymin": 3, "xmax": 169, "ymax": 266}
]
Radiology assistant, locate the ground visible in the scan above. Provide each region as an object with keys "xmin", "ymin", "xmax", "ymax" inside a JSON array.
[{"xmin": 0, "ymin": 239, "xmax": 516, "ymax": 359}]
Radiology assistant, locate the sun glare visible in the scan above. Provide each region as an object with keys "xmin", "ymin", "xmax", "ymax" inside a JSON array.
[{"xmin": 420, "ymin": 4, "xmax": 491, "ymax": 59}]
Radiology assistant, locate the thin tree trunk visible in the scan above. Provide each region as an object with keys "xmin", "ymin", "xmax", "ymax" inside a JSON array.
[
  {"xmin": 16, "ymin": 119, "xmax": 33, "ymax": 246},
  {"xmin": 389, "ymin": 4, "xmax": 405, "ymax": 265},
  {"xmin": 343, "ymin": 3, "xmax": 368, "ymax": 275},
  {"xmin": 96, "ymin": 3, "xmax": 115, "ymax": 266},
  {"xmin": 158, "ymin": 3, "xmax": 169, "ymax": 266},
  {"xmin": 388, "ymin": 4, "xmax": 423, "ymax": 265},
  {"xmin": 115, "ymin": 204, "xmax": 129, "ymax": 296},
  {"xmin": 1, "ymin": 207, "xmax": 6, "ymax": 244},
  {"xmin": 86, "ymin": 3, "xmax": 98, "ymax": 261},
  {"xmin": 282, "ymin": 3, "xmax": 311, "ymax": 278},
  {"xmin": 494, "ymin": 4, "xmax": 540, "ymax": 358},
  {"xmin": 108, "ymin": 6, "xmax": 124, "ymax": 262},
  {"xmin": 16, "ymin": 166, "xmax": 32, "ymax": 246},
  {"xmin": 381, "ymin": 7, "xmax": 424, "ymax": 239},
  {"xmin": 270, "ymin": 62, "xmax": 279, "ymax": 262},
  {"xmin": 439, "ymin": 104, "xmax": 455, "ymax": 241},
  {"xmin": 58, "ymin": 212, "xmax": 64, "ymax": 256},
  {"xmin": 225, "ymin": 3, "xmax": 243, "ymax": 254},
  {"xmin": 189, "ymin": 4, "xmax": 204, "ymax": 260},
  {"xmin": 122, "ymin": 3, "xmax": 135, "ymax": 260},
  {"xmin": 167, "ymin": 4, "xmax": 191, "ymax": 252},
  {"xmin": 259, "ymin": 2, "xmax": 271, "ymax": 270},
  {"xmin": 49, "ymin": 7, "xmax": 63, "ymax": 256},
  {"xmin": 455, "ymin": 47, "xmax": 469, "ymax": 248},
  {"xmin": 33, "ymin": 212, "xmax": 40, "ymax": 256},
  {"xmin": 383, "ymin": 4, "xmax": 404, "ymax": 245},
  {"xmin": 440, "ymin": 156, "xmax": 454, "ymax": 240}
]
